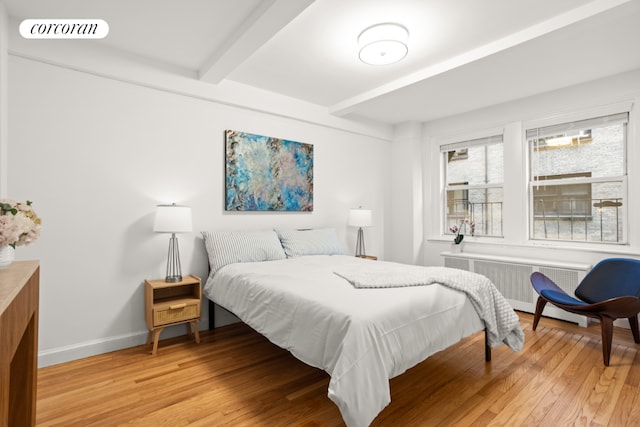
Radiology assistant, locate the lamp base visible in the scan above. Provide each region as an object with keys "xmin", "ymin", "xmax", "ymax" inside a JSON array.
[
  {"xmin": 355, "ymin": 227, "xmax": 366, "ymax": 258},
  {"xmin": 164, "ymin": 234, "xmax": 183, "ymax": 283}
]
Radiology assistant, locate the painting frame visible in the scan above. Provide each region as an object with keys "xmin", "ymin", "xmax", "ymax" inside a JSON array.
[{"xmin": 225, "ymin": 130, "xmax": 314, "ymax": 211}]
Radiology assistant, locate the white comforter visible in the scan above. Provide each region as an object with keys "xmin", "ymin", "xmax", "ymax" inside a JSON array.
[
  {"xmin": 334, "ymin": 262, "xmax": 525, "ymax": 352},
  {"xmin": 204, "ymin": 255, "xmax": 518, "ymax": 427}
]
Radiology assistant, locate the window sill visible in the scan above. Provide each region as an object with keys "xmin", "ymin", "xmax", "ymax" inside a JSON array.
[{"xmin": 428, "ymin": 236, "xmax": 639, "ymax": 257}]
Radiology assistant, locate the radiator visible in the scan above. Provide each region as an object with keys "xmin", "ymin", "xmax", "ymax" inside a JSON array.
[{"xmin": 442, "ymin": 252, "xmax": 591, "ymax": 327}]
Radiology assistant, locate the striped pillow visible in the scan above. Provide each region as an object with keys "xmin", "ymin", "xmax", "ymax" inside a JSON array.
[
  {"xmin": 276, "ymin": 228, "xmax": 345, "ymax": 258},
  {"xmin": 202, "ymin": 230, "xmax": 287, "ymax": 274}
]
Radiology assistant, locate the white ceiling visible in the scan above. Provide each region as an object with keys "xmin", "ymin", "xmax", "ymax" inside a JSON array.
[{"xmin": 5, "ymin": 0, "xmax": 640, "ymax": 124}]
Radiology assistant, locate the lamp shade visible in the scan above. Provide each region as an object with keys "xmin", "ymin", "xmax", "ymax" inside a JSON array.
[
  {"xmin": 153, "ymin": 204, "xmax": 193, "ymax": 233},
  {"xmin": 348, "ymin": 208, "xmax": 372, "ymax": 228}
]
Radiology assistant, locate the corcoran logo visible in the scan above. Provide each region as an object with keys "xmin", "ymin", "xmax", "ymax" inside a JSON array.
[{"xmin": 19, "ymin": 19, "xmax": 109, "ymax": 39}]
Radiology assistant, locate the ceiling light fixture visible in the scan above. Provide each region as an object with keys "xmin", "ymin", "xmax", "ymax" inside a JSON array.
[{"xmin": 358, "ymin": 23, "xmax": 409, "ymax": 66}]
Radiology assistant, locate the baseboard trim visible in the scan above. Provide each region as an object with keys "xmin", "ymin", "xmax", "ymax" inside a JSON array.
[{"xmin": 37, "ymin": 319, "xmax": 209, "ymax": 368}]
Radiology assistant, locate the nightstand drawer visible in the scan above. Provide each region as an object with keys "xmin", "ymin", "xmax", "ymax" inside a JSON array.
[{"xmin": 153, "ymin": 299, "xmax": 200, "ymax": 326}]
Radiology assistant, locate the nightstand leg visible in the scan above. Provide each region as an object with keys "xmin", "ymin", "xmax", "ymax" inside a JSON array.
[
  {"xmin": 146, "ymin": 330, "xmax": 152, "ymax": 345},
  {"xmin": 185, "ymin": 322, "xmax": 192, "ymax": 338},
  {"xmin": 191, "ymin": 321, "xmax": 200, "ymax": 344},
  {"xmin": 151, "ymin": 328, "xmax": 163, "ymax": 355}
]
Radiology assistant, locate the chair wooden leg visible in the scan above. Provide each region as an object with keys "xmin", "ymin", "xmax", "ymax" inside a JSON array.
[
  {"xmin": 533, "ymin": 297, "xmax": 547, "ymax": 331},
  {"xmin": 629, "ymin": 315, "xmax": 640, "ymax": 343},
  {"xmin": 600, "ymin": 317, "xmax": 614, "ymax": 366}
]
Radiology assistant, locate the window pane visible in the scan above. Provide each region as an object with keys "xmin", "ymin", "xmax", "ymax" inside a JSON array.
[
  {"xmin": 531, "ymin": 181, "xmax": 624, "ymax": 242},
  {"xmin": 530, "ymin": 123, "xmax": 625, "ymax": 179},
  {"xmin": 446, "ymin": 143, "xmax": 503, "ymax": 185},
  {"xmin": 446, "ymin": 188, "xmax": 503, "ymax": 237},
  {"xmin": 443, "ymin": 136, "xmax": 503, "ymax": 238},
  {"xmin": 533, "ymin": 175, "xmax": 592, "ymax": 218}
]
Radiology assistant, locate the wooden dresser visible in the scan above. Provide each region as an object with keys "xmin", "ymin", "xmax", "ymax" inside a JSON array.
[{"xmin": 0, "ymin": 261, "xmax": 40, "ymax": 427}]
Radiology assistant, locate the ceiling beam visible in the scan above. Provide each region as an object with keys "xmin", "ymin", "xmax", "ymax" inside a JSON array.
[
  {"xmin": 328, "ymin": 0, "xmax": 633, "ymax": 118},
  {"xmin": 198, "ymin": 0, "xmax": 315, "ymax": 84}
]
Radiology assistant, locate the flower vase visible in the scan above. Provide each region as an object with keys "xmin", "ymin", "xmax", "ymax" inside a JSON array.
[
  {"xmin": 451, "ymin": 243, "xmax": 463, "ymax": 253},
  {"xmin": 0, "ymin": 245, "xmax": 15, "ymax": 269}
]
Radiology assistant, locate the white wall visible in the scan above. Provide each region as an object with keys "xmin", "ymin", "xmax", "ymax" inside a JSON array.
[
  {"xmin": 0, "ymin": 2, "xmax": 7, "ymax": 197},
  {"xmin": 7, "ymin": 55, "xmax": 391, "ymax": 367},
  {"xmin": 387, "ymin": 121, "xmax": 423, "ymax": 265},
  {"xmin": 421, "ymin": 69, "xmax": 640, "ymax": 267}
]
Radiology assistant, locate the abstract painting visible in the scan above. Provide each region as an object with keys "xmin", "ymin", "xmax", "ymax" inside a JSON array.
[{"xmin": 225, "ymin": 130, "xmax": 314, "ymax": 211}]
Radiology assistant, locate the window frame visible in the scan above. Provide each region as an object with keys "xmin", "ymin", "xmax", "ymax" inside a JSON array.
[
  {"xmin": 441, "ymin": 134, "xmax": 504, "ymax": 239},
  {"xmin": 526, "ymin": 111, "xmax": 629, "ymax": 245}
]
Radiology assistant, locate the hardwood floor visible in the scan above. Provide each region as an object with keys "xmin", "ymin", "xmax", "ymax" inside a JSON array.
[{"xmin": 36, "ymin": 312, "xmax": 640, "ymax": 426}]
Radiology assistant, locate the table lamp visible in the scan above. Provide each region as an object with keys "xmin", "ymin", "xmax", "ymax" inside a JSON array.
[
  {"xmin": 348, "ymin": 207, "xmax": 372, "ymax": 257},
  {"xmin": 153, "ymin": 203, "xmax": 192, "ymax": 282}
]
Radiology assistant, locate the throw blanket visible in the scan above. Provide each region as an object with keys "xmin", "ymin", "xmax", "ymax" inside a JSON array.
[{"xmin": 334, "ymin": 263, "xmax": 525, "ymax": 351}]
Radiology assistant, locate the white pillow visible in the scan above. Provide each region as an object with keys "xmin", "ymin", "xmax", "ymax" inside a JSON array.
[
  {"xmin": 202, "ymin": 230, "xmax": 287, "ymax": 274},
  {"xmin": 276, "ymin": 228, "xmax": 345, "ymax": 258}
]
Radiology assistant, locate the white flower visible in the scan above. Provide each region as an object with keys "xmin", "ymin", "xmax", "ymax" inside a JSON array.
[{"xmin": 0, "ymin": 199, "xmax": 42, "ymax": 248}]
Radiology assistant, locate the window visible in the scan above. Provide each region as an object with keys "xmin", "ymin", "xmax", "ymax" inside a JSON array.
[
  {"xmin": 527, "ymin": 112, "xmax": 628, "ymax": 243},
  {"xmin": 442, "ymin": 135, "xmax": 503, "ymax": 237}
]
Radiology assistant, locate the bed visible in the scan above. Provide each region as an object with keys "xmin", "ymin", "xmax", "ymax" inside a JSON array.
[{"xmin": 202, "ymin": 229, "xmax": 524, "ymax": 427}]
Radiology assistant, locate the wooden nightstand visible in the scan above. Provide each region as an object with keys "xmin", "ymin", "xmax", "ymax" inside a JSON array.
[{"xmin": 144, "ymin": 275, "xmax": 201, "ymax": 355}]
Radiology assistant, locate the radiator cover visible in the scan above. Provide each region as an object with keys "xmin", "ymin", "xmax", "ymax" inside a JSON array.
[{"xmin": 443, "ymin": 252, "xmax": 590, "ymax": 327}]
